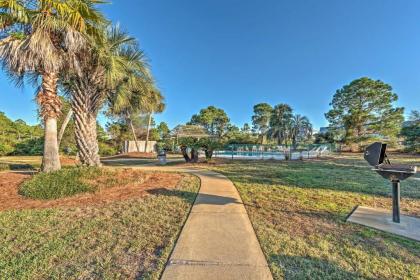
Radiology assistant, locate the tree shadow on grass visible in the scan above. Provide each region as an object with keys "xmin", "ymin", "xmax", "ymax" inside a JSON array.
[
  {"xmin": 101, "ymin": 159, "xmax": 155, "ymax": 166},
  {"xmin": 0, "ymin": 163, "xmax": 36, "ymax": 171},
  {"xmin": 268, "ymin": 254, "xmax": 373, "ymax": 280}
]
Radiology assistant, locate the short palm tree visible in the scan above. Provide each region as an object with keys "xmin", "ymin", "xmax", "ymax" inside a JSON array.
[
  {"xmin": 64, "ymin": 26, "xmax": 153, "ymax": 165},
  {"xmin": 106, "ymin": 39, "xmax": 163, "ymax": 154},
  {"xmin": 0, "ymin": 0, "xmax": 106, "ymax": 171},
  {"xmin": 107, "ymin": 86, "xmax": 164, "ymax": 153}
]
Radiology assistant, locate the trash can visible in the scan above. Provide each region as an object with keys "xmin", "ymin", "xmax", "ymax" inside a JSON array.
[{"xmin": 157, "ymin": 151, "xmax": 167, "ymax": 165}]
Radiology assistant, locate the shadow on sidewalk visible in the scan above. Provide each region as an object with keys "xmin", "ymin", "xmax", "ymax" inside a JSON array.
[{"xmin": 147, "ymin": 188, "xmax": 241, "ymax": 206}]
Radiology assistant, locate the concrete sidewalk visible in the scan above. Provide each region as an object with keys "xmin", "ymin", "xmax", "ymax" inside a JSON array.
[{"xmin": 136, "ymin": 166, "xmax": 273, "ymax": 280}]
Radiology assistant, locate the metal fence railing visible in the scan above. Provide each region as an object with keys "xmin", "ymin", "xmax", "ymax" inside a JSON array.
[{"xmin": 213, "ymin": 144, "xmax": 337, "ymax": 160}]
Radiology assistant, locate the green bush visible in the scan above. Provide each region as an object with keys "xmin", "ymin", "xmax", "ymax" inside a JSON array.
[
  {"xmin": 19, "ymin": 168, "xmax": 101, "ymax": 200},
  {"xmin": 61, "ymin": 144, "xmax": 78, "ymax": 155},
  {"xmin": 99, "ymin": 142, "xmax": 118, "ymax": 156},
  {"xmin": 0, "ymin": 143, "xmax": 14, "ymax": 156},
  {"xmin": 12, "ymin": 138, "xmax": 44, "ymax": 155}
]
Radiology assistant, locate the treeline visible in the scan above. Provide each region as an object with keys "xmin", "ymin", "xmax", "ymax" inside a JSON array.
[
  {"xmin": 165, "ymin": 103, "xmax": 313, "ymax": 149},
  {"xmin": 0, "ymin": 107, "xmax": 113, "ymax": 157},
  {"xmin": 0, "ymin": 106, "xmax": 173, "ymax": 157},
  {"xmin": 184, "ymin": 103, "xmax": 313, "ymax": 146},
  {"xmin": 162, "ymin": 104, "xmax": 314, "ymax": 162},
  {"xmin": 166, "ymin": 77, "xmax": 419, "ymax": 157},
  {"xmin": 0, "ymin": 112, "xmax": 43, "ymax": 156}
]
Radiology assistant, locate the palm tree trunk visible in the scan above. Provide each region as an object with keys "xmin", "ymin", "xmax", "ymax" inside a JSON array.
[
  {"xmin": 181, "ymin": 146, "xmax": 191, "ymax": 162},
  {"xmin": 71, "ymin": 85, "xmax": 101, "ymax": 167},
  {"xmin": 73, "ymin": 110, "xmax": 101, "ymax": 166},
  {"xmin": 42, "ymin": 117, "xmax": 61, "ymax": 171},
  {"xmin": 144, "ymin": 112, "xmax": 152, "ymax": 153},
  {"xmin": 127, "ymin": 113, "xmax": 140, "ymax": 152},
  {"xmin": 190, "ymin": 148, "xmax": 199, "ymax": 163},
  {"xmin": 204, "ymin": 148, "xmax": 213, "ymax": 160},
  {"xmin": 38, "ymin": 72, "xmax": 62, "ymax": 172},
  {"xmin": 58, "ymin": 109, "xmax": 73, "ymax": 148}
]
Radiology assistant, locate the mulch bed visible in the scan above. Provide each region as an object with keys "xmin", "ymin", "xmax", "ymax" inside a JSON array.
[{"xmin": 0, "ymin": 169, "xmax": 182, "ymax": 211}]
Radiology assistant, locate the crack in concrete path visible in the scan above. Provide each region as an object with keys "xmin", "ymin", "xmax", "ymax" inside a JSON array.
[{"xmin": 168, "ymin": 258, "xmax": 271, "ymax": 268}]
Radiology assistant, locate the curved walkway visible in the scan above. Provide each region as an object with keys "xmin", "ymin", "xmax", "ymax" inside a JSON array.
[{"xmin": 134, "ymin": 165, "xmax": 273, "ymax": 280}]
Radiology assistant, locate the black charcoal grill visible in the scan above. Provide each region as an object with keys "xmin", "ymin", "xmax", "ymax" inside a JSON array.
[{"xmin": 364, "ymin": 142, "xmax": 417, "ymax": 223}]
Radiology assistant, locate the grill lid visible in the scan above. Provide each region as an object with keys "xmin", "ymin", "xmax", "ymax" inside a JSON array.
[{"xmin": 364, "ymin": 142, "xmax": 387, "ymax": 166}]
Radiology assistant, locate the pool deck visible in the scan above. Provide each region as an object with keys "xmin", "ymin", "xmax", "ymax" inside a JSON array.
[{"xmin": 347, "ymin": 206, "xmax": 420, "ymax": 241}]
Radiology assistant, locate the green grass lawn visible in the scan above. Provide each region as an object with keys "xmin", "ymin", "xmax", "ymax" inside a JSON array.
[
  {"xmin": 0, "ymin": 173, "xmax": 199, "ymax": 279},
  {"xmin": 207, "ymin": 154, "xmax": 420, "ymax": 279}
]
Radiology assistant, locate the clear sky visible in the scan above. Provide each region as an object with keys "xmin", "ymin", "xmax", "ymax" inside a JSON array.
[{"xmin": 1, "ymin": 0, "xmax": 419, "ymax": 130}]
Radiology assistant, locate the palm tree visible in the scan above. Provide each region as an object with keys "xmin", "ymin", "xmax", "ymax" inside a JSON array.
[
  {"xmin": 106, "ymin": 53, "xmax": 163, "ymax": 154},
  {"xmin": 290, "ymin": 114, "xmax": 312, "ymax": 147},
  {"xmin": 107, "ymin": 87, "xmax": 164, "ymax": 154},
  {"xmin": 143, "ymin": 89, "xmax": 165, "ymax": 152},
  {"xmin": 0, "ymin": 0, "xmax": 106, "ymax": 172},
  {"xmin": 108, "ymin": 101, "xmax": 147, "ymax": 153},
  {"xmin": 269, "ymin": 104, "xmax": 293, "ymax": 145},
  {"xmin": 64, "ymin": 26, "xmax": 152, "ymax": 165}
]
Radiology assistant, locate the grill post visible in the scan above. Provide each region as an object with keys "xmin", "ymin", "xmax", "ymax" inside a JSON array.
[{"xmin": 392, "ymin": 180, "xmax": 400, "ymax": 223}]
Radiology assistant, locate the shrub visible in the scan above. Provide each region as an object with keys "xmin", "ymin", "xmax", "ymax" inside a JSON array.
[
  {"xmin": 0, "ymin": 143, "xmax": 14, "ymax": 156},
  {"xmin": 61, "ymin": 144, "xmax": 78, "ymax": 155},
  {"xmin": 19, "ymin": 168, "xmax": 102, "ymax": 200},
  {"xmin": 12, "ymin": 138, "xmax": 43, "ymax": 155},
  {"xmin": 99, "ymin": 142, "xmax": 118, "ymax": 156}
]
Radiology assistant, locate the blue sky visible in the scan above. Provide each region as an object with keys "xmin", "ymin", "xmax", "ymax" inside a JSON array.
[{"xmin": 1, "ymin": 0, "xmax": 419, "ymax": 130}]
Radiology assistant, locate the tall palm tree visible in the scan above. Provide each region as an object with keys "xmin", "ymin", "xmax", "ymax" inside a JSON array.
[
  {"xmin": 290, "ymin": 114, "xmax": 312, "ymax": 147},
  {"xmin": 64, "ymin": 26, "xmax": 152, "ymax": 165},
  {"xmin": 0, "ymin": 0, "xmax": 106, "ymax": 172},
  {"xmin": 269, "ymin": 104, "xmax": 293, "ymax": 145}
]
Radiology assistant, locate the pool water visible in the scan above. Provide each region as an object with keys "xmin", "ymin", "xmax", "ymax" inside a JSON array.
[{"xmin": 213, "ymin": 150, "xmax": 324, "ymax": 160}]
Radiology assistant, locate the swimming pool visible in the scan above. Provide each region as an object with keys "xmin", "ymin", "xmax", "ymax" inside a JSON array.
[{"xmin": 213, "ymin": 150, "xmax": 328, "ymax": 160}]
